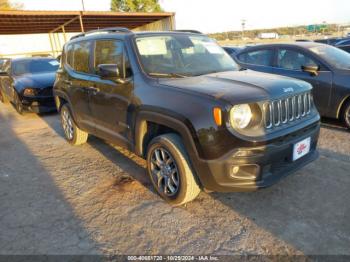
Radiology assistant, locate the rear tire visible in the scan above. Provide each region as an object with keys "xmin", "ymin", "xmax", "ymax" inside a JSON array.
[
  {"xmin": 146, "ymin": 133, "xmax": 201, "ymax": 206},
  {"xmin": 341, "ymin": 100, "xmax": 350, "ymax": 130},
  {"xmin": 60, "ymin": 104, "xmax": 88, "ymax": 145}
]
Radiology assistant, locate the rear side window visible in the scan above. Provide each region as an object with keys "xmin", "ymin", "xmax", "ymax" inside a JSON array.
[
  {"xmin": 66, "ymin": 44, "xmax": 74, "ymax": 68},
  {"xmin": 238, "ymin": 49, "xmax": 273, "ymax": 66},
  {"xmin": 94, "ymin": 40, "xmax": 124, "ymax": 74},
  {"xmin": 73, "ymin": 41, "xmax": 91, "ymax": 73}
]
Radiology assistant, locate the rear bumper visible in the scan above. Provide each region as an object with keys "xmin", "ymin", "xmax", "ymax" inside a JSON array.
[
  {"xmin": 21, "ymin": 96, "xmax": 57, "ymax": 113},
  {"xmin": 197, "ymin": 121, "xmax": 320, "ymax": 192}
]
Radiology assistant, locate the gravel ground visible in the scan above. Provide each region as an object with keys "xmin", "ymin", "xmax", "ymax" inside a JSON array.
[{"xmin": 0, "ymin": 103, "xmax": 349, "ymax": 256}]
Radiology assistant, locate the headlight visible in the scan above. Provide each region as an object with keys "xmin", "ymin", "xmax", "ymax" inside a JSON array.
[
  {"xmin": 230, "ymin": 104, "xmax": 252, "ymax": 129},
  {"xmin": 23, "ymin": 88, "xmax": 36, "ymax": 96}
]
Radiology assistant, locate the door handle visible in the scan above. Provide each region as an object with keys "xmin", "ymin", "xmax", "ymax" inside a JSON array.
[
  {"xmin": 86, "ymin": 86, "xmax": 100, "ymax": 93},
  {"xmin": 64, "ymin": 80, "xmax": 72, "ymax": 85}
]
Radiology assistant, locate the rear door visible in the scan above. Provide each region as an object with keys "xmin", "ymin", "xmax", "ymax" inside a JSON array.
[
  {"xmin": 64, "ymin": 41, "xmax": 95, "ymax": 131},
  {"xmin": 273, "ymin": 48, "xmax": 333, "ymax": 115},
  {"xmin": 89, "ymin": 39, "xmax": 133, "ymax": 147},
  {"xmin": 236, "ymin": 48, "xmax": 275, "ymax": 73}
]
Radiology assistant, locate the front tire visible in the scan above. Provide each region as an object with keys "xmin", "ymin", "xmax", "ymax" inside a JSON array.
[
  {"xmin": 0, "ymin": 86, "xmax": 8, "ymax": 104},
  {"xmin": 146, "ymin": 134, "xmax": 201, "ymax": 206},
  {"xmin": 342, "ymin": 100, "xmax": 350, "ymax": 130},
  {"xmin": 60, "ymin": 104, "xmax": 88, "ymax": 145},
  {"xmin": 14, "ymin": 92, "xmax": 24, "ymax": 115}
]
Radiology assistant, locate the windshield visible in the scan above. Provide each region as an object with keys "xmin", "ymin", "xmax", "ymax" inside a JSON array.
[
  {"xmin": 135, "ymin": 34, "xmax": 238, "ymax": 77},
  {"xmin": 12, "ymin": 59, "xmax": 59, "ymax": 76},
  {"xmin": 309, "ymin": 45, "xmax": 350, "ymax": 70}
]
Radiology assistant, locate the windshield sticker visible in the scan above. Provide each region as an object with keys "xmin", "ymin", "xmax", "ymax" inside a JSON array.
[
  {"xmin": 203, "ymin": 42, "xmax": 222, "ymax": 54},
  {"xmin": 137, "ymin": 38, "xmax": 167, "ymax": 55},
  {"xmin": 49, "ymin": 60, "xmax": 59, "ymax": 66}
]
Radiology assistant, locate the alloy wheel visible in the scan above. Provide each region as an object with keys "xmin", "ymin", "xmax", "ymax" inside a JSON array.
[
  {"xmin": 150, "ymin": 147, "xmax": 180, "ymax": 197},
  {"xmin": 345, "ymin": 106, "xmax": 350, "ymax": 128},
  {"xmin": 62, "ymin": 109, "xmax": 74, "ymax": 140}
]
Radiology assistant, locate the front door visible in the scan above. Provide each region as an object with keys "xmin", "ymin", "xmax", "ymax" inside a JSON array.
[
  {"xmin": 89, "ymin": 39, "xmax": 133, "ymax": 147},
  {"xmin": 274, "ymin": 48, "xmax": 333, "ymax": 116}
]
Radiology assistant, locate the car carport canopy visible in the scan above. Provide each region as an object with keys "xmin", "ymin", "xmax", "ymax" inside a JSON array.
[{"xmin": 0, "ymin": 10, "xmax": 175, "ymax": 35}]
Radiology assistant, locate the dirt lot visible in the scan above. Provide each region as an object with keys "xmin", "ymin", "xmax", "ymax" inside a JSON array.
[{"xmin": 0, "ymin": 103, "xmax": 349, "ymax": 256}]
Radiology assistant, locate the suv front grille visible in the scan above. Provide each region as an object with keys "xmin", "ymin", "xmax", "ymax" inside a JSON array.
[{"xmin": 263, "ymin": 92, "xmax": 312, "ymax": 129}]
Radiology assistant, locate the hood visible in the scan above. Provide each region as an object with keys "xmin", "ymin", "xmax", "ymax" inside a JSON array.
[
  {"xmin": 14, "ymin": 72, "xmax": 56, "ymax": 91},
  {"xmin": 159, "ymin": 70, "xmax": 312, "ymax": 105}
]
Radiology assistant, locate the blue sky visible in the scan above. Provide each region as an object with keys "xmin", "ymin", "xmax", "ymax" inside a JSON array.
[{"xmin": 19, "ymin": 0, "xmax": 350, "ymax": 33}]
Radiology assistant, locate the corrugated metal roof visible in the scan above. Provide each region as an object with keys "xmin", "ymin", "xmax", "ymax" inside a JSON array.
[{"xmin": 0, "ymin": 10, "xmax": 175, "ymax": 34}]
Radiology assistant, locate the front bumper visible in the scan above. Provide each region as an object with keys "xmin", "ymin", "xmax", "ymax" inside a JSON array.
[
  {"xmin": 198, "ymin": 121, "xmax": 320, "ymax": 192},
  {"xmin": 20, "ymin": 96, "xmax": 57, "ymax": 113}
]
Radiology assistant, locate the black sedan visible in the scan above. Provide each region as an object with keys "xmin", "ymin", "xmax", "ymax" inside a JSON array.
[
  {"xmin": 334, "ymin": 38, "xmax": 350, "ymax": 53},
  {"xmin": 234, "ymin": 42, "xmax": 350, "ymax": 129},
  {"xmin": 0, "ymin": 57, "xmax": 59, "ymax": 114}
]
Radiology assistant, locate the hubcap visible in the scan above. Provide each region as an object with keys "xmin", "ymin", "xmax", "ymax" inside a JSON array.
[
  {"xmin": 346, "ymin": 108, "xmax": 350, "ymax": 125},
  {"xmin": 62, "ymin": 109, "xmax": 74, "ymax": 140},
  {"xmin": 150, "ymin": 148, "xmax": 179, "ymax": 197}
]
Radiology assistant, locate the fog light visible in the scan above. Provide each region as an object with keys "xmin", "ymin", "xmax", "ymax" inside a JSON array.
[
  {"xmin": 230, "ymin": 164, "xmax": 260, "ymax": 180},
  {"xmin": 232, "ymin": 166, "xmax": 240, "ymax": 175}
]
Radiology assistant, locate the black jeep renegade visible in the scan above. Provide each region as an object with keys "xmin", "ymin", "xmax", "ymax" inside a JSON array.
[{"xmin": 54, "ymin": 28, "xmax": 320, "ymax": 205}]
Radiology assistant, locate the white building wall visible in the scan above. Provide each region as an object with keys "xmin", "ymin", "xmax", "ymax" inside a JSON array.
[
  {"xmin": 0, "ymin": 33, "xmax": 76, "ymax": 58},
  {"xmin": 0, "ymin": 16, "xmax": 175, "ymax": 58}
]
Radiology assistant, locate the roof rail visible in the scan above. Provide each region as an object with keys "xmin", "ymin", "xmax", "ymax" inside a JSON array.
[
  {"xmin": 173, "ymin": 30, "xmax": 203, "ymax": 34},
  {"xmin": 71, "ymin": 27, "xmax": 132, "ymax": 40}
]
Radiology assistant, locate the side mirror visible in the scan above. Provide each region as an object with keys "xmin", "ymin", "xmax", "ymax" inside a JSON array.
[
  {"xmin": 301, "ymin": 65, "xmax": 319, "ymax": 76},
  {"xmin": 97, "ymin": 64, "xmax": 121, "ymax": 79},
  {"xmin": 0, "ymin": 71, "xmax": 8, "ymax": 76},
  {"xmin": 97, "ymin": 64, "xmax": 131, "ymax": 84}
]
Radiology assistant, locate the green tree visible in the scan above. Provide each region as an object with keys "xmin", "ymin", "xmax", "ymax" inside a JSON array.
[
  {"xmin": 0, "ymin": 0, "xmax": 23, "ymax": 10},
  {"xmin": 111, "ymin": 0, "xmax": 163, "ymax": 12}
]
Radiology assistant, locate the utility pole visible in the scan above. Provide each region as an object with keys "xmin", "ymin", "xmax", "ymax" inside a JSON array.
[
  {"xmin": 241, "ymin": 19, "xmax": 246, "ymax": 39},
  {"xmin": 81, "ymin": 0, "xmax": 86, "ymax": 11}
]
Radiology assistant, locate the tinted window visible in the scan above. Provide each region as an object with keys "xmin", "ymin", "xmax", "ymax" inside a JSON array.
[
  {"xmin": 238, "ymin": 49, "xmax": 273, "ymax": 66},
  {"xmin": 310, "ymin": 45, "xmax": 350, "ymax": 70},
  {"xmin": 66, "ymin": 44, "xmax": 74, "ymax": 68},
  {"xmin": 335, "ymin": 39, "xmax": 350, "ymax": 46},
  {"xmin": 277, "ymin": 49, "xmax": 317, "ymax": 70},
  {"xmin": 73, "ymin": 41, "xmax": 91, "ymax": 73},
  {"xmin": 12, "ymin": 59, "xmax": 59, "ymax": 76},
  {"xmin": 224, "ymin": 47, "xmax": 236, "ymax": 55},
  {"xmin": 340, "ymin": 46, "xmax": 350, "ymax": 53},
  {"xmin": 94, "ymin": 40, "xmax": 124, "ymax": 74}
]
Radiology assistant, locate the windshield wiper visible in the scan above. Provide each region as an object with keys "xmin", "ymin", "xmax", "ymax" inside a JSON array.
[{"xmin": 148, "ymin": 72, "xmax": 189, "ymax": 78}]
